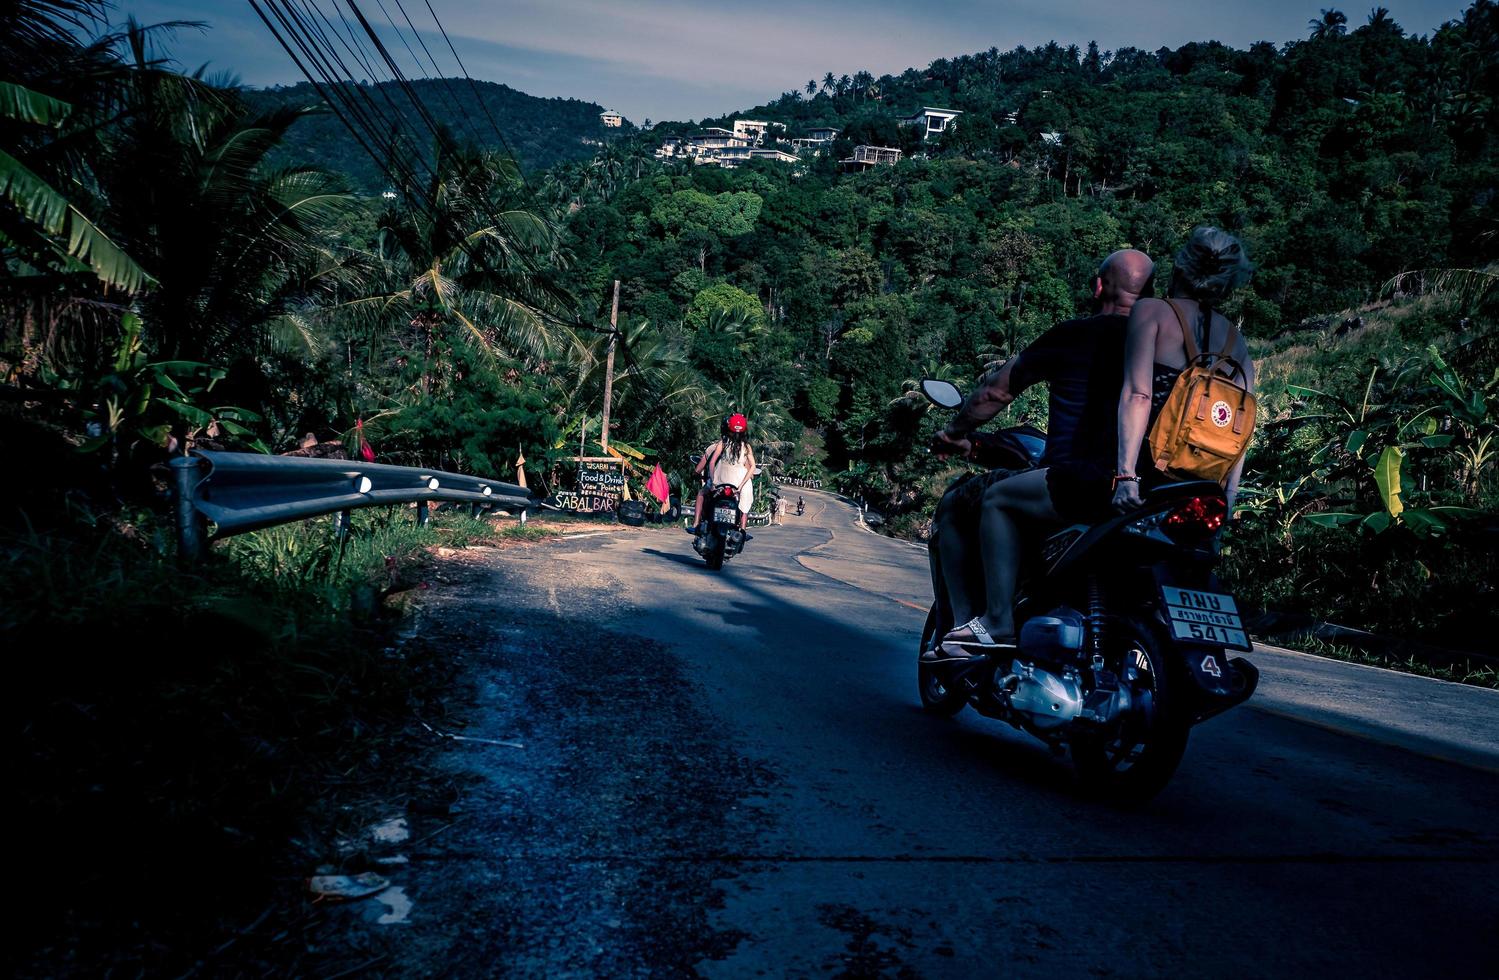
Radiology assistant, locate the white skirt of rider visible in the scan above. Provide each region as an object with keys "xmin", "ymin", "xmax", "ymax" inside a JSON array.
[{"xmin": 712, "ymin": 462, "xmax": 753, "ymax": 513}]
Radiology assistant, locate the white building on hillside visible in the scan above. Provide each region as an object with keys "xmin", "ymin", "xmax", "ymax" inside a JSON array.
[
  {"xmin": 712, "ymin": 146, "xmax": 800, "ymax": 168},
  {"xmin": 600, "ymin": 110, "xmax": 623, "ymax": 127},
  {"xmin": 842, "ymin": 144, "xmax": 901, "ymax": 169},
  {"xmin": 901, "ymin": 106, "xmax": 961, "ymax": 140},
  {"xmin": 732, "ymin": 119, "xmax": 769, "ymax": 143}
]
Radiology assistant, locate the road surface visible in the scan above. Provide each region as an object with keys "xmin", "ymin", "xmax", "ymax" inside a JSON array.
[{"xmin": 358, "ymin": 491, "xmax": 1499, "ymax": 977}]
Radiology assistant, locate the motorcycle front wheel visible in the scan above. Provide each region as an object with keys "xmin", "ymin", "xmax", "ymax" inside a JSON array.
[
  {"xmin": 916, "ymin": 605, "xmax": 966, "ymax": 717},
  {"xmin": 1071, "ymin": 617, "xmax": 1189, "ymax": 802}
]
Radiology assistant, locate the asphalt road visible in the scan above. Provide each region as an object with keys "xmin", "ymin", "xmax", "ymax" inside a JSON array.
[{"xmin": 369, "ymin": 492, "xmax": 1499, "ymax": 977}]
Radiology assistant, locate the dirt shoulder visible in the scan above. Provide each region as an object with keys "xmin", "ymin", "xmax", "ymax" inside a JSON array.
[{"xmin": 296, "ymin": 535, "xmax": 775, "ymax": 974}]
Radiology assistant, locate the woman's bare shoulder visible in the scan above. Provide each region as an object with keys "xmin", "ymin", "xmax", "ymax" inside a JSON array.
[{"xmin": 1131, "ymin": 297, "xmax": 1172, "ymax": 317}]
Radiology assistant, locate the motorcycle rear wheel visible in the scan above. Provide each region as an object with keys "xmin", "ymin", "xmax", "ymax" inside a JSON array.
[
  {"xmin": 704, "ymin": 534, "xmax": 726, "ymax": 570},
  {"xmin": 916, "ymin": 605, "xmax": 966, "ymax": 717},
  {"xmin": 1071, "ymin": 617, "xmax": 1189, "ymax": 802}
]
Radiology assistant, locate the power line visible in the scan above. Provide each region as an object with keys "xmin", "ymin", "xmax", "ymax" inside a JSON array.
[
  {"xmin": 288, "ymin": 0, "xmax": 445, "ymax": 192},
  {"xmin": 255, "ymin": 0, "xmax": 604, "ymax": 376},
  {"xmin": 417, "ymin": 0, "xmax": 534, "ymax": 196},
  {"xmin": 368, "ymin": 0, "xmax": 489, "ymax": 151}
]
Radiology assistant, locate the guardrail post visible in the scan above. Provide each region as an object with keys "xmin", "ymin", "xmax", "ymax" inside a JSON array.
[
  {"xmin": 519, "ymin": 507, "xmax": 527, "ymax": 526},
  {"xmin": 169, "ymin": 456, "xmax": 208, "ymax": 563},
  {"xmin": 336, "ymin": 509, "xmax": 352, "ymax": 538},
  {"xmin": 416, "ymin": 500, "xmax": 429, "ymax": 526},
  {"xmin": 470, "ymin": 502, "xmax": 483, "ymax": 519}
]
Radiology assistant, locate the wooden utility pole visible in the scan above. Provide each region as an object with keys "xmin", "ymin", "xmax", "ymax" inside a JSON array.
[{"xmin": 600, "ymin": 279, "xmax": 620, "ymax": 453}]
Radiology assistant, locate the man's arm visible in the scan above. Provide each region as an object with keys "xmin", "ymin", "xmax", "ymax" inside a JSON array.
[{"xmin": 940, "ymin": 358, "xmax": 1020, "ymax": 445}]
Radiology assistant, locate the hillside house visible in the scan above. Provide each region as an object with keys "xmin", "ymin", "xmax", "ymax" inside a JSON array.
[
  {"xmin": 807, "ymin": 126, "xmax": 840, "ymax": 142},
  {"xmin": 600, "ymin": 110, "xmax": 623, "ymax": 127},
  {"xmin": 687, "ymin": 130, "xmax": 750, "ymax": 152},
  {"xmin": 732, "ymin": 119, "xmax": 769, "ymax": 143},
  {"xmin": 841, "ymin": 144, "xmax": 901, "ymax": 170},
  {"xmin": 901, "ymin": 106, "xmax": 961, "ymax": 140},
  {"xmin": 712, "ymin": 146, "xmax": 800, "ymax": 168}
]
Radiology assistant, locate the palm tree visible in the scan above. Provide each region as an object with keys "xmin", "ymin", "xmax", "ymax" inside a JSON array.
[
  {"xmin": 805, "ymin": 79, "xmax": 817, "ymax": 97},
  {"xmin": 837, "ymin": 74, "xmax": 852, "ymax": 96},
  {"xmin": 822, "ymin": 72, "xmax": 836, "ymax": 93},
  {"xmin": 588, "ymin": 143, "xmax": 624, "ymax": 201},
  {"xmin": 1366, "ymin": 6, "xmax": 1396, "ymax": 31},
  {"xmin": 347, "ymin": 139, "xmax": 570, "ymax": 394},
  {"xmin": 0, "ymin": 80, "xmax": 151, "ymax": 295},
  {"xmin": 0, "ymin": 1, "xmax": 157, "ymax": 308},
  {"xmin": 100, "ymin": 61, "xmax": 360, "ymax": 364},
  {"xmin": 1309, "ymin": 8, "xmax": 1349, "ymax": 38},
  {"xmin": 725, "ymin": 369, "xmax": 792, "ymax": 461}
]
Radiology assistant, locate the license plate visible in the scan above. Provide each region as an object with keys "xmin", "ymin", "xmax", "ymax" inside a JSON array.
[
  {"xmin": 713, "ymin": 507, "xmax": 737, "ymax": 524},
  {"xmin": 1160, "ymin": 586, "xmax": 1251, "ymax": 650}
]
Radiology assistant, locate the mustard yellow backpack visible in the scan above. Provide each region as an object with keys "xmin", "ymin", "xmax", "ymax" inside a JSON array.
[{"xmin": 1147, "ymin": 300, "xmax": 1256, "ymax": 485}]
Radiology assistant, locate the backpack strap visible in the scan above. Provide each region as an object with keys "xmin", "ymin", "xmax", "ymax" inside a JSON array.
[
  {"xmin": 1217, "ymin": 318, "xmax": 1241, "ymax": 359},
  {"xmin": 1165, "ymin": 300, "xmax": 1200, "ymax": 361}
]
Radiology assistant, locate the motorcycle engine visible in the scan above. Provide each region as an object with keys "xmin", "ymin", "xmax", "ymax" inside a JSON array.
[
  {"xmin": 1007, "ymin": 660, "xmax": 1084, "ymax": 729},
  {"xmin": 1008, "ymin": 608, "xmax": 1088, "ymax": 729}
]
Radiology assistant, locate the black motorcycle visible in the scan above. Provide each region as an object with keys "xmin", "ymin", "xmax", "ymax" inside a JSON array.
[
  {"xmin": 695, "ymin": 483, "xmax": 746, "ymax": 570},
  {"xmin": 796, "ymin": 500, "xmax": 805, "ymax": 517},
  {"xmin": 918, "ymin": 379, "xmax": 1258, "ymax": 800}
]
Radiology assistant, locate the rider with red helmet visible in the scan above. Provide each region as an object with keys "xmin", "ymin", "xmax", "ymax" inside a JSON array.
[{"xmin": 689, "ymin": 413, "xmax": 757, "ymax": 538}]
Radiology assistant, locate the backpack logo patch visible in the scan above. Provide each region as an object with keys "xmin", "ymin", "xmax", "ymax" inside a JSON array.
[{"xmin": 1211, "ymin": 400, "xmax": 1233, "ymax": 428}]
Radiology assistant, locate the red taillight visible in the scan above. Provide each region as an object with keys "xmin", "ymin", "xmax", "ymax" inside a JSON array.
[
  {"xmin": 1165, "ymin": 495, "xmax": 1226, "ymax": 534},
  {"xmin": 719, "ymin": 486, "xmax": 735, "ymax": 499}
]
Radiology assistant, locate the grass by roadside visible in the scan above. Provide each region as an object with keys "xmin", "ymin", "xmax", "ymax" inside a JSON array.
[
  {"xmin": 5, "ymin": 501, "xmax": 543, "ymax": 976},
  {"xmin": 1271, "ymin": 634, "xmax": 1499, "ymax": 690}
]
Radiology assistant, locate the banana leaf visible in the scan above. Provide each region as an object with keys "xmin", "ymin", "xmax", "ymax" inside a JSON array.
[
  {"xmin": 1372, "ymin": 445, "xmax": 1404, "ymax": 518},
  {"xmin": 1301, "ymin": 512, "xmax": 1362, "ymax": 528},
  {"xmin": 0, "ymin": 82, "xmax": 72, "ymax": 127}
]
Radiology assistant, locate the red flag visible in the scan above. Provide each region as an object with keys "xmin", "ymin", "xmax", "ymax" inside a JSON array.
[
  {"xmin": 356, "ymin": 418, "xmax": 376, "ymax": 462},
  {"xmin": 646, "ymin": 462, "xmax": 670, "ymax": 503}
]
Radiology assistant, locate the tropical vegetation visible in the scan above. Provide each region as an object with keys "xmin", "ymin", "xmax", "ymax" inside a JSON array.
[{"xmin": 4, "ymin": 0, "xmax": 1499, "ymax": 970}]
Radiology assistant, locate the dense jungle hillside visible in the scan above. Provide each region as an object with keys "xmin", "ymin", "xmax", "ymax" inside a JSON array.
[
  {"xmin": 244, "ymin": 78, "xmax": 623, "ymax": 188},
  {"xmin": 5, "ymin": 1, "xmax": 1498, "ymax": 972}
]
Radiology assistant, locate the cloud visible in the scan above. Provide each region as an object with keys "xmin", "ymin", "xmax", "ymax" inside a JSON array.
[{"xmin": 122, "ymin": 0, "xmax": 1472, "ymax": 121}]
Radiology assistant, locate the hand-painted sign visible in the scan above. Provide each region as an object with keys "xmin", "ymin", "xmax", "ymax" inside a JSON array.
[{"xmin": 547, "ymin": 461, "xmax": 626, "ymax": 514}]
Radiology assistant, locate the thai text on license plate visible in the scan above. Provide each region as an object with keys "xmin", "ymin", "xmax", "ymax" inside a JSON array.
[
  {"xmin": 713, "ymin": 507, "xmax": 738, "ymax": 524},
  {"xmin": 1160, "ymin": 586, "xmax": 1251, "ymax": 650}
]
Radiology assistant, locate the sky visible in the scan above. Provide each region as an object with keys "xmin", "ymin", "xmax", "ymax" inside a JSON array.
[{"xmin": 128, "ymin": 0, "xmax": 1472, "ymax": 123}]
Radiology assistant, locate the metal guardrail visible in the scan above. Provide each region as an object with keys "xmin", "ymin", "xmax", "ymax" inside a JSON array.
[{"xmin": 169, "ymin": 451, "xmax": 537, "ymax": 561}]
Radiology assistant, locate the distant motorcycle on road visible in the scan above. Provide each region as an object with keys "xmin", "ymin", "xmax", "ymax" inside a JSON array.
[
  {"xmin": 918, "ymin": 379, "xmax": 1259, "ymax": 800},
  {"xmin": 695, "ymin": 483, "xmax": 746, "ymax": 571}
]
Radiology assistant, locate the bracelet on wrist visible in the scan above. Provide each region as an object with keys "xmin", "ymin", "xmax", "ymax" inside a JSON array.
[{"xmin": 1112, "ymin": 474, "xmax": 1139, "ymax": 490}]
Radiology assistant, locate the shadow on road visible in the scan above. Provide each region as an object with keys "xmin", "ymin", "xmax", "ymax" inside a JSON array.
[{"xmin": 641, "ymin": 547, "xmax": 707, "ymax": 570}]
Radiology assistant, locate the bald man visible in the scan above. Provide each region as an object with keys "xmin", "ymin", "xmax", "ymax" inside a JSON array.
[{"xmin": 928, "ymin": 249, "xmax": 1155, "ymax": 659}]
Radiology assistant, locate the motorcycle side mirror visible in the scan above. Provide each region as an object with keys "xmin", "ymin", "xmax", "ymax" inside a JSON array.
[{"xmin": 920, "ymin": 379, "xmax": 963, "ymax": 409}]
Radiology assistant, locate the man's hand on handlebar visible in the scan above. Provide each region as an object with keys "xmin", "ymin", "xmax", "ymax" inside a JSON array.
[{"xmin": 932, "ymin": 428, "xmax": 971, "ymax": 458}]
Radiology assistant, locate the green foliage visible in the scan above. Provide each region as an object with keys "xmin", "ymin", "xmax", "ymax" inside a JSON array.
[
  {"xmin": 685, "ymin": 282, "xmax": 766, "ymax": 332},
  {"xmin": 378, "ymin": 343, "xmax": 561, "ymax": 478},
  {"xmin": 243, "ymin": 79, "xmax": 621, "ymax": 191},
  {"xmin": 68, "ymin": 313, "xmax": 267, "ymax": 458},
  {"xmin": 652, "ymin": 189, "xmax": 763, "ymax": 240}
]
